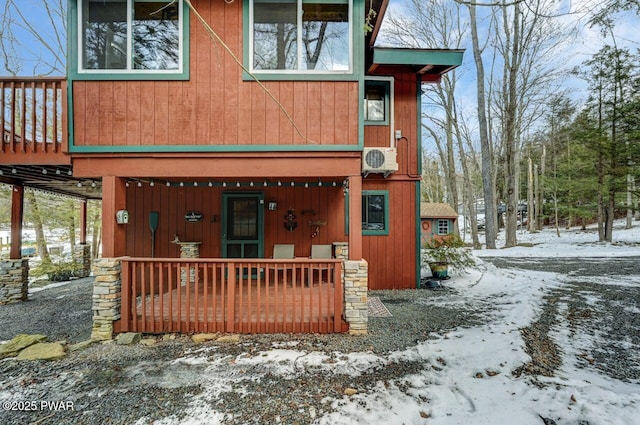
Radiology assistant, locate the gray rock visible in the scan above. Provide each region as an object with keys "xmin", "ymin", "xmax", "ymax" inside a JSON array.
[
  {"xmin": 0, "ymin": 334, "xmax": 47, "ymax": 359},
  {"xmin": 69, "ymin": 339, "xmax": 96, "ymax": 352},
  {"xmin": 191, "ymin": 333, "xmax": 219, "ymax": 343},
  {"xmin": 16, "ymin": 342, "xmax": 66, "ymax": 361},
  {"xmin": 115, "ymin": 332, "xmax": 142, "ymax": 345}
]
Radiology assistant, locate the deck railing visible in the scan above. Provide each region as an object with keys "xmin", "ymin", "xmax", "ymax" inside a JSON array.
[
  {"xmin": 1, "ymin": 77, "xmax": 67, "ymax": 156},
  {"xmin": 118, "ymin": 258, "xmax": 347, "ymax": 334}
]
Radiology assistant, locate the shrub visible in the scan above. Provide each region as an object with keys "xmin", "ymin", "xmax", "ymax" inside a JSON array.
[
  {"xmin": 30, "ymin": 260, "xmax": 82, "ymax": 282},
  {"xmin": 422, "ymin": 235, "xmax": 476, "ymax": 271}
]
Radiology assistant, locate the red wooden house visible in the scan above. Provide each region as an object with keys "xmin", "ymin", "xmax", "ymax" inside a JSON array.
[{"xmin": 0, "ymin": 0, "xmax": 461, "ymax": 335}]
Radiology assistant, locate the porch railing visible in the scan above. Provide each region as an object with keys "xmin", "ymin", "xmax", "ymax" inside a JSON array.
[
  {"xmin": 1, "ymin": 77, "xmax": 67, "ymax": 158},
  {"xmin": 117, "ymin": 258, "xmax": 348, "ymax": 334}
]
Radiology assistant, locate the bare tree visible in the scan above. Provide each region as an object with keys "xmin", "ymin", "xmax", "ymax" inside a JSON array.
[
  {"xmin": 2, "ymin": 0, "xmax": 65, "ymax": 75},
  {"xmin": 384, "ymin": 0, "xmax": 477, "ymax": 242},
  {"xmin": 468, "ymin": 2, "xmax": 499, "ymax": 248}
]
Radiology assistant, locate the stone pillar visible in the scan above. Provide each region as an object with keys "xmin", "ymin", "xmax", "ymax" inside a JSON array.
[
  {"xmin": 343, "ymin": 259, "xmax": 368, "ymax": 335},
  {"xmin": 333, "ymin": 242, "xmax": 349, "ymax": 261},
  {"xmin": 91, "ymin": 258, "xmax": 122, "ymax": 341},
  {"xmin": 0, "ymin": 260, "xmax": 29, "ymax": 305},
  {"xmin": 178, "ymin": 242, "xmax": 201, "ymax": 285},
  {"xmin": 73, "ymin": 244, "xmax": 92, "ymax": 278}
]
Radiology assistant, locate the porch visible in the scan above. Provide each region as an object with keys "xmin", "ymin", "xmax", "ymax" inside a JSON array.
[{"xmin": 115, "ymin": 258, "xmax": 349, "ymax": 334}]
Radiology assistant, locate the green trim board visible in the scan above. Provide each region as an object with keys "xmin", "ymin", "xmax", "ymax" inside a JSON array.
[
  {"xmin": 372, "ymin": 48, "xmax": 464, "ymax": 68},
  {"xmin": 68, "ymin": 143, "xmax": 363, "ymax": 154},
  {"xmin": 344, "ymin": 190, "xmax": 390, "ymax": 236},
  {"xmin": 415, "ymin": 78, "xmax": 422, "ymax": 288},
  {"xmin": 415, "ymin": 182, "xmax": 421, "ymax": 288},
  {"xmin": 67, "ymin": 0, "xmax": 190, "ymax": 81},
  {"xmin": 361, "ymin": 190, "xmax": 389, "ymax": 236}
]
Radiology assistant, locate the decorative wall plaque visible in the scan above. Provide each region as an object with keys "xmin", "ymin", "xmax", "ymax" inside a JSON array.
[{"xmin": 185, "ymin": 211, "xmax": 203, "ymax": 222}]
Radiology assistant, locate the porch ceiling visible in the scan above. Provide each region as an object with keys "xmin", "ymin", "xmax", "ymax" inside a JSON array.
[{"xmin": 0, "ymin": 164, "xmax": 102, "ymax": 200}]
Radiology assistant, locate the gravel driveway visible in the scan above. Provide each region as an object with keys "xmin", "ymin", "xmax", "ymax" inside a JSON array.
[
  {"xmin": 0, "ymin": 277, "xmax": 94, "ymax": 343},
  {"xmin": 484, "ymin": 256, "xmax": 640, "ymax": 383}
]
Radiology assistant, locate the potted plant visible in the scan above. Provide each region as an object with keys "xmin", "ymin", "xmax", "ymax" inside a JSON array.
[{"xmin": 422, "ymin": 235, "xmax": 475, "ymax": 278}]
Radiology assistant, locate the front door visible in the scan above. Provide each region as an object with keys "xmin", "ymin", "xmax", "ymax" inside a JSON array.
[{"xmin": 222, "ymin": 193, "xmax": 264, "ymax": 259}]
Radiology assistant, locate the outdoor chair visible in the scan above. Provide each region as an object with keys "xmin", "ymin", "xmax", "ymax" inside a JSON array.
[
  {"xmin": 308, "ymin": 244, "xmax": 333, "ymax": 286},
  {"xmin": 272, "ymin": 244, "xmax": 295, "ymax": 283}
]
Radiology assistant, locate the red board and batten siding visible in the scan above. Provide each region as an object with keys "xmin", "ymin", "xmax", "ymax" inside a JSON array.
[
  {"xmin": 362, "ymin": 73, "xmax": 420, "ymax": 290},
  {"xmin": 72, "ymin": 0, "xmax": 358, "ymax": 149},
  {"xmin": 125, "ymin": 185, "xmax": 347, "ymax": 259}
]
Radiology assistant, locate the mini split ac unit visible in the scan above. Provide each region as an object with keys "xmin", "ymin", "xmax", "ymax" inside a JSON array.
[{"xmin": 362, "ymin": 147, "xmax": 398, "ymax": 177}]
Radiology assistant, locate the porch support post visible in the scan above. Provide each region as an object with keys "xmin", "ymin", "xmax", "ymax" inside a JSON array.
[
  {"xmin": 1, "ymin": 184, "xmax": 28, "ymax": 305},
  {"xmin": 79, "ymin": 199, "xmax": 87, "ymax": 245},
  {"xmin": 348, "ymin": 175, "xmax": 362, "ymax": 260},
  {"xmin": 102, "ymin": 177, "xmax": 127, "ymax": 257},
  {"xmin": 9, "ymin": 185, "xmax": 24, "ymax": 260},
  {"xmin": 73, "ymin": 200, "xmax": 92, "ymax": 278}
]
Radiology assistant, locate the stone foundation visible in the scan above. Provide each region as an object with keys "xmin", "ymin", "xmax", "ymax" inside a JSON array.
[
  {"xmin": 91, "ymin": 258, "xmax": 122, "ymax": 341},
  {"xmin": 73, "ymin": 244, "xmax": 92, "ymax": 278},
  {"xmin": 343, "ymin": 259, "xmax": 368, "ymax": 335},
  {"xmin": 0, "ymin": 260, "xmax": 29, "ymax": 305}
]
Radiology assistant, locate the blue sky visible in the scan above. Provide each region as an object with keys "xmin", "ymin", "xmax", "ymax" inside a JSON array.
[{"xmin": 0, "ymin": 0, "xmax": 66, "ymax": 76}]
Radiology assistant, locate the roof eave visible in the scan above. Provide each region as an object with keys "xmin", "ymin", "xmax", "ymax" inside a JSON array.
[{"xmin": 368, "ymin": 47, "xmax": 464, "ymax": 80}]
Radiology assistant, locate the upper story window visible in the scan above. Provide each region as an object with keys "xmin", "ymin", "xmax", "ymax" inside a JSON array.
[
  {"xmin": 250, "ymin": 0, "xmax": 352, "ymax": 73},
  {"xmin": 79, "ymin": 0, "xmax": 184, "ymax": 74}
]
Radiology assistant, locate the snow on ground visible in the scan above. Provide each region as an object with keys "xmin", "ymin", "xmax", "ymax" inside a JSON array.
[
  {"xmin": 471, "ymin": 220, "xmax": 640, "ymax": 258},
  {"xmin": 154, "ymin": 219, "xmax": 639, "ymax": 424}
]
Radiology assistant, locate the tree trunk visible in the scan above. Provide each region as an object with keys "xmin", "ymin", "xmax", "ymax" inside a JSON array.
[
  {"xmin": 25, "ymin": 190, "xmax": 49, "ymax": 262},
  {"xmin": 597, "ymin": 152, "xmax": 605, "ymax": 241},
  {"xmin": 502, "ymin": 3, "xmax": 522, "ymax": 248},
  {"xmin": 469, "ymin": 3, "xmax": 497, "ymax": 249},
  {"xmin": 538, "ymin": 145, "xmax": 546, "ymax": 230},
  {"xmin": 68, "ymin": 202, "xmax": 76, "ymax": 251},
  {"xmin": 91, "ymin": 208, "xmax": 101, "ymax": 259},
  {"xmin": 527, "ymin": 157, "xmax": 535, "ymax": 232}
]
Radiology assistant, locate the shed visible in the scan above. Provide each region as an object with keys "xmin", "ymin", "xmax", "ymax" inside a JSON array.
[{"xmin": 420, "ymin": 203, "xmax": 458, "ymax": 246}]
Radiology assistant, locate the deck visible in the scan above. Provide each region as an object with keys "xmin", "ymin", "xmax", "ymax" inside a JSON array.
[{"xmin": 1, "ymin": 77, "xmax": 68, "ymax": 165}]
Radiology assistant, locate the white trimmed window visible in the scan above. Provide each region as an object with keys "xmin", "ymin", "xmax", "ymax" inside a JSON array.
[
  {"xmin": 250, "ymin": 0, "xmax": 352, "ymax": 73},
  {"xmin": 79, "ymin": 0, "xmax": 183, "ymax": 73}
]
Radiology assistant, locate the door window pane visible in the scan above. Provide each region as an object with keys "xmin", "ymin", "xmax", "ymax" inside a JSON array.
[{"xmin": 227, "ymin": 198, "xmax": 258, "ymax": 240}]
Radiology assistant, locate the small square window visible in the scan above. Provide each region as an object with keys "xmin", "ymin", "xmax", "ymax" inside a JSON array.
[{"xmin": 364, "ymin": 80, "xmax": 389, "ymax": 125}]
